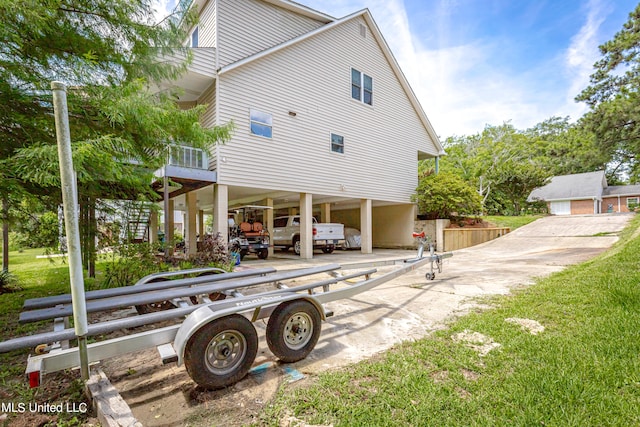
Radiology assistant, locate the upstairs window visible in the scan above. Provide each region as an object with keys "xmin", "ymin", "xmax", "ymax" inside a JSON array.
[
  {"xmin": 351, "ymin": 68, "xmax": 373, "ymax": 106},
  {"xmin": 190, "ymin": 26, "xmax": 199, "ymax": 47},
  {"xmin": 250, "ymin": 109, "xmax": 272, "ymax": 138},
  {"xmin": 331, "ymin": 133, "xmax": 344, "ymax": 154}
]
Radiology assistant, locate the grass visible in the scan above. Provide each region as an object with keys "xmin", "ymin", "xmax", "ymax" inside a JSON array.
[
  {"xmin": 483, "ymin": 214, "xmax": 545, "ymax": 230},
  {"xmin": 259, "ymin": 214, "xmax": 640, "ymax": 426},
  {"xmin": 0, "ymin": 249, "xmax": 103, "ymax": 426}
]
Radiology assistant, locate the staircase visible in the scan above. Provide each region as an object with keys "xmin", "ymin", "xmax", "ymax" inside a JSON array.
[{"xmin": 120, "ymin": 201, "xmax": 153, "ymax": 243}]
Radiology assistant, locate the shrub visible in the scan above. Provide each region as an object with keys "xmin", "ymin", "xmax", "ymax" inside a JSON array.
[{"xmin": 413, "ymin": 171, "xmax": 483, "ymax": 219}]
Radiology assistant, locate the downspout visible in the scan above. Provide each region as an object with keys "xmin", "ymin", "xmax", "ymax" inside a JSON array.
[{"xmin": 435, "ymin": 156, "xmax": 439, "ymax": 174}]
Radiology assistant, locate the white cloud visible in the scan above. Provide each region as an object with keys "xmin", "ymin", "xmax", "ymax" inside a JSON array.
[
  {"xmin": 151, "ymin": 0, "xmax": 176, "ymax": 24},
  {"xmin": 562, "ymin": 0, "xmax": 609, "ymax": 113}
]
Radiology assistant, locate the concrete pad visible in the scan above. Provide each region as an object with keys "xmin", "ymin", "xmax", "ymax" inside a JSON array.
[{"xmin": 102, "ymin": 213, "xmax": 632, "ymax": 425}]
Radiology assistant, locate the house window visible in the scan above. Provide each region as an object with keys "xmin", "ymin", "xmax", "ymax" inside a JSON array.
[
  {"xmin": 250, "ymin": 109, "xmax": 272, "ymax": 138},
  {"xmin": 331, "ymin": 133, "xmax": 344, "ymax": 154},
  {"xmin": 190, "ymin": 26, "xmax": 199, "ymax": 47},
  {"xmin": 627, "ymin": 197, "xmax": 639, "ymax": 210},
  {"xmin": 351, "ymin": 68, "xmax": 373, "ymax": 106}
]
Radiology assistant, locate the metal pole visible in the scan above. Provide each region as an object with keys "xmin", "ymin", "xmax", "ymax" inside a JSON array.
[
  {"xmin": 2, "ymin": 197, "xmax": 8, "ymax": 272},
  {"xmin": 51, "ymin": 81, "xmax": 90, "ymax": 380}
]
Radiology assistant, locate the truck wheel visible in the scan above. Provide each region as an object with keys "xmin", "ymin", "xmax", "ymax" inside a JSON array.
[
  {"xmin": 257, "ymin": 249, "xmax": 269, "ymax": 260},
  {"xmin": 266, "ymin": 300, "xmax": 321, "ymax": 363},
  {"xmin": 184, "ymin": 314, "xmax": 258, "ymax": 390},
  {"xmin": 239, "ymin": 250, "xmax": 248, "ymax": 260},
  {"xmin": 293, "ymin": 236, "xmax": 301, "ymax": 256},
  {"xmin": 135, "ymin": 277, "xmax": 176, "ymax": 315},
  {"xmin": 321, "ymin": 245, "xmax": 335, "ymax": 254}
]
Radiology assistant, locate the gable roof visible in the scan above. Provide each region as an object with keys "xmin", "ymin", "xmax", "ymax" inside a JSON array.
[
  {"xmin": 217, "ymin": 7, "xmax": 445, "ymax": 155},
  {"xmin": 528, "ymin": 171, "xmax": 607, "ymax": 202}
]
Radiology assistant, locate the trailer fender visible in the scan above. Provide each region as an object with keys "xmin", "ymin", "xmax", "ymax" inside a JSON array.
[{"xmin": 172, "ymin": 294, "xmax": 324, "ymax": 366}]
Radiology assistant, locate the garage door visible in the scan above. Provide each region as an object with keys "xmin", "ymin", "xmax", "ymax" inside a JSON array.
[{"xmin": 550, "ymin": 201, "xmax": 571, "ymax": 215}]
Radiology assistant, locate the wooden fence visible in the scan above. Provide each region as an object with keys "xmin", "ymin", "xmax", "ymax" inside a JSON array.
[{"xmin": 443, "ymin": 227, "xmax": 511, "ymax": 251}]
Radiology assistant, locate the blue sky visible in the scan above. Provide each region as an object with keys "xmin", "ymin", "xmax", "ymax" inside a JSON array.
[{"xmin": 154, "ymin": 0, "xmax": 639, "ymax": 138}]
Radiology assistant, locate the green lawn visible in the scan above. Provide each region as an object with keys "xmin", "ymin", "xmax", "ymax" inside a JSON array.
[
  {"xmin": 483, "ymin": 214, "xmax": 545, "ymax": 230},
  {"xmin": 258, "ymin": 214, "xmax": 640, "ymax": 426}
]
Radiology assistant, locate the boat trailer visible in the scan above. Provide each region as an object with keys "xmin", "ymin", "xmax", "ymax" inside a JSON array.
[{"xmin": 0, "ymin": 236, "xmax": 451, "ymax": 390}]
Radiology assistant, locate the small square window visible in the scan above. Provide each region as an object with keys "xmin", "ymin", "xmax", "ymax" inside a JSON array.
[
  {"xmin": 331, "ymin": 133, "xmax": 344, "ymax": 154},
  {"xmin": 250, "ymin": 109, "xmax": 272, "ymax": 138}
]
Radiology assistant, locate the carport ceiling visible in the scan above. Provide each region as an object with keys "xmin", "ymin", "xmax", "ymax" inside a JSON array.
[{"xmin": 167, "ymin": 184, "xmax": 404, "ymax": 213}]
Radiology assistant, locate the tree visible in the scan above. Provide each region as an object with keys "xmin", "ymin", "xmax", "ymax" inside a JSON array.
[
  {"xmin": 413, "ymin": 172, "xmax": 483, "ymax": 219},
  {"xmin": 0, "ymin": 0, "xmax": 232, "ymax": 270},
  {"xmin": 576, "ymin": 4, "xmax": 640, "ymax": 181}
]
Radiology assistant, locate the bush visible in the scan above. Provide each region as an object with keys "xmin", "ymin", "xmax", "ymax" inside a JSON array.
[
  {"xmin": 413, "ymin": 172, "xmax": 483, "ymax": 219},
  {"xmin": 0, "ymin": 270, "xmax": 21, "ymax": 294},
  {"xmin": 100, "ymin": 233, "xmax": 233, "ymax": 289}
]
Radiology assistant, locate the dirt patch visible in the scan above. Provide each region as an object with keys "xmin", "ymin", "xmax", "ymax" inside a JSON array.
[{"xmin": 101, "ymin": 344, "xmax": 286, "ymax": 427}]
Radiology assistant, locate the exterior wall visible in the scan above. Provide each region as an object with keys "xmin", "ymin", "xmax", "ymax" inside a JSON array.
[
  {"xmin": 602, "ymin": 196, "xmax": 640, "ymax": 213},
  {"xmin": 331, "ymin": 204, "xmax": 417, "ymax": 248},
  {"xmin": 217, "ymin": 16, "xmax": 439, "ymax": 203},
  {"xmin": 372, "ymin": 205, "xmax": 416, "ymax": 248},
  {"xmin": 571, "ymin": 199, "xmax": 596, "ymax": 215},
  {"xmin": 217, "ymin": 0, "xmax": 325, "ymax": 67},
  {"xmin": 199, "ymin": 0, "xmax": 217, "ymax": 48},
  {"xmin": 198, "ymin": 84, "xmax": 217, "ymax": 169}
]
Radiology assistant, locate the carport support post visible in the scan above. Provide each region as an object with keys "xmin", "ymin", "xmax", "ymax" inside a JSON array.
[
  {"xmin": 265, "ymin": 198, "xmax": 274, "ymax": 257},
  {"xmin": 300, "ymin": 193, "xmax": 313, "ymax": 259},
  {"xmin": 186, "ymin": 192, "xmax": 197, "ymax": 255},
  {"xmin": 213, "ymin": 184, "xmax": 228, "ymax": 243},
  {"xmin": 51, "ymin": 81, "xmax": 89, "ymax": 381},
  {"xmin": 320, "ymin": 203, "xmax": 331, "ymax": 223},
  {"xmin": 360, "ymin": 199, "xmax": 372, "ymax": 254}
]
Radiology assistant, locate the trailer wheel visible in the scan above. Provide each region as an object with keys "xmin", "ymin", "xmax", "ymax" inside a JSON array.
[
  {"xmin": 190, "ymin": 271, "xmax": 227, "ymax": 304},
  {"xmin": 184, "ymin": 315, "xmax": 258, "ymax": 390},
  {"xmin": 321, "ymin": 245, "xmax": 335, "ymax": 254},
  {"xmin": 425, "ymin": 272, "xmax": 435, "ymax": 280},
  {"xmin": 135, "ymin": 277, "xmax": 176, "ymax": 314},
  {"xmin": 266, "ymin": 300, "xmax": 321, "ymax": 363}
]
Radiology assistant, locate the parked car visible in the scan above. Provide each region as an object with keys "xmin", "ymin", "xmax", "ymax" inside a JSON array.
[
  {"xmin": 272, "ymin": 215, "xmax": 344, "ymax": 255},
  {"xmin": 342, "ymin": 227, "xmax": 361, "ymax": 249}
]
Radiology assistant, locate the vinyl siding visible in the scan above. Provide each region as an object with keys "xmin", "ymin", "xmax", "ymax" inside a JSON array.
[
  {"xmin": 217, "ymin": 0, "xmax": 325, "ymax": 68},
  {"xmin": 217, "ymin": 16, "xmax": 438, "ymax": 203},
  {"xmin": 198, "ymin": 0, "xmax": 216, "ymax": 48},
  {"xmin": 198, "ymin": 83, "xmax": 218, "ymax": 170}
]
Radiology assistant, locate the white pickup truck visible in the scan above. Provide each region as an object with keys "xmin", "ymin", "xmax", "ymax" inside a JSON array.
[{"xmin": 272, "ymin": 215, "xmax": 344, "ymax": 255}]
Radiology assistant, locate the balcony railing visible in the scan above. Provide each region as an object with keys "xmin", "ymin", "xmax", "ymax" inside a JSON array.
[{"xmin": 169, "ymin": 145, "xmax": 208, "ymax": 170}]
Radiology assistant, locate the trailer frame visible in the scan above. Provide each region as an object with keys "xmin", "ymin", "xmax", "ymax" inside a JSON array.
[{"xmin": 3, "ymin": 242, "xmax": 452, "ymax": 390}]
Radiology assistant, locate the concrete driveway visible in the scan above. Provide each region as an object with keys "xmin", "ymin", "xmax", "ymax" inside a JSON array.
[
  {"xmin": 281, "ymin": 213, "xmax": 632, "ymax": 371},
  {"xmin": 106, "ymin": 214, "xmax": 632, "ymax": 425}
]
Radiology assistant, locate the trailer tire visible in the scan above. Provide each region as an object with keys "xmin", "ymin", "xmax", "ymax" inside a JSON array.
[
  {"xmin": 191, "ymin": 271, "xmax": 227, "ymax": 304},
  {"xmin": 135, "ymin": 277, "xmax": 176, "ymax": 315},
  {"xmin": 266, "ymin": 299, "xmax": 321, "ymax": 363},
  {"xmin": 184, "ymin": 314, "xmax": 258, "ymax": 390}
]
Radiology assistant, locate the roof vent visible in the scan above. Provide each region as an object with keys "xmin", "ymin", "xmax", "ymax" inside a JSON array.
[{"xmin": 359, "ymin": 23, "xmax": 367, "ymax": 38}]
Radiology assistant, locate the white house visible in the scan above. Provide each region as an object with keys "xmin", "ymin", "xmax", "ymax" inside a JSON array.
[{"xmin": 153, "ymin": 0, "xmax": 445, "ymax": 258}]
